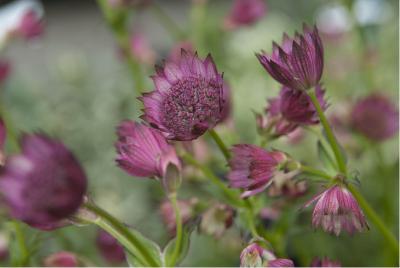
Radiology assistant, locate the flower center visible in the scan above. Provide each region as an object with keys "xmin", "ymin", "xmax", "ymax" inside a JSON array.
[{"xmin": 161, "ymin": 77, "xmax": 222, "ymax": 140}]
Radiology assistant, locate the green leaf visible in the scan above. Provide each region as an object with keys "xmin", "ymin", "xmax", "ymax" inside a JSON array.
[
  {"xmin": 317, "ymin": 141, "xmax": 337, "ymax": 173},
  {"xmin": 162, "ymin": 218, "xmax": 198, "ymax": 266},
  {"xmin": 125, "ymin": 228, "xmax": 163, "ymax": 267}
]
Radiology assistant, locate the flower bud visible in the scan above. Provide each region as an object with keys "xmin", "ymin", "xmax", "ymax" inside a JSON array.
[
  {"xmin": 200, "ymin": 203, "xmax": 235, "ymax": 238},
  {"xmin": 43, "ymin": 252, "xmax": 79, "ymax": 267}
]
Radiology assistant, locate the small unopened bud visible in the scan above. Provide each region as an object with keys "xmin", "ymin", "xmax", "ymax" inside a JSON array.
[{"xmin": 162, "ymin": 162, "xmax": 182, "ymax": 194}]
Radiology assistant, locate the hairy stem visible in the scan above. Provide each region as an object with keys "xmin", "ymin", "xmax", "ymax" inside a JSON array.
[
  {"xmin": 208, "ymin": 129, "xmax": 231, "ymax": 161},
  {"xmin": 167, "ymin": 193, "xmax": 183, "ymax": 267},
  {"xmin": 83, "ymin": 203, "xmax": 159, "ymax": 267}
]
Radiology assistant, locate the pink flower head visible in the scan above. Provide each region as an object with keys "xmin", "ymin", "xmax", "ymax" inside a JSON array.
[
  {"xmin": 351, "ymin": 94, "xmax": 399, "ymax": 142},
  {"xmin": 311, "ymin": 257, "xmax": 341, "ymax": 267},
  {"xmin": 160, "ymin": 198, "xmax": 198, "ymax": 235},
  {"xmin": 130, "ymin": 33, "xmax": 156, "ymax": 65},
  {"xmin": 227, "ymin": 144, "xmax": 287, "ymax": 198},
  {"xmin": 0, "ymin": 134, "xmax": 87, "ymax": 229},
  {"xmin": 0, "ymin": 60, "xmax": 11, "ymax": 85},
  {"xmin": 304, "ymin": 185, "xmax": 368, "ymax": 235},
  {"xmin": 240, "ymin": 243, "xmax": 293, "ymax": 267},
  {"xmin": 224, "ymin": 0, "xmax": 267, "ymax": 30},
  {"xmin": 115, "ymin": 120, "xmax": 181, "ymax": 181},
  {"xmin": 96, "ymin": 229, "xmax": 126, "ymax": 263},
  {"xmin": 43, "ymin": 251, "xmax": 79, "ymax": 267},
  {"xmin": 18, "ymin": 10, "xmax": 44, "ymax": 40},
  {"xmin": 199, "ymin": 203, "xmax": 235, "ymax": 238},
  {"xmin": 256, "ymin": 24, "xmax": 324, "ymax": 91},
  {"xmin": 140, "ymin": 50, "xmax": 225, "ymax": 141},
  {"xmin": 280, "ymin": 85, "xmax": 327, "ymax": 125}
]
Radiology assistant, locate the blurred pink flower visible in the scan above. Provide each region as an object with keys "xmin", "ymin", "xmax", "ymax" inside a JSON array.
[
  {"xmin": 96, "ymin": 229, "xmax": 126, "ymax": 264},
  {"xmin": 311, "ymin": 257, "xmax": 341, "ymax": 267},
  {"xmin": 17, "ymin": 10, "xmax": 44, "ymax": 40},
  {"xmin": 43, "ymin": 252, "xmax": 79, "ymax": 267},
  {"xmin": 130, "ymin": 33, "xmax": 156, "ymax": 65},
  {"xmin": 224, "ymin": 0, "xmax": 267, "ymax": 30}
]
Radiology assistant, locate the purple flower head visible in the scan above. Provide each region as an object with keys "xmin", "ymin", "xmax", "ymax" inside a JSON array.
[
  {"xmin": 256, "ymin": 24, "xmax": 324, "ymax": 91},
  {"xmin": 240, "ymin": 243, "xmax": 293, "ymax": 267},
  {"xmin": 140, "ymin": 50, "xmax": 225, "ymax": 141},
  {"xmin": 96, "ymin": 229, "xmax": 126, "ymax": 264},
  {"xmin": 351, "ymin": 94, "xmax": 399, "ymax": 142},
  {"xmin": 160, "ymin": 198, "xmax": 198, "ymax": 236},
  {"xmin": 43, "ymin": 251, "xmax": 80, "ymax": 267},
  {"xmin": 311, "ymin": 257, "xmax": 341, "ymax": 267},
  {"xmin": 115, "ymin": 120, "xmax": 181, "ymax": 182},
  {"xmin": 0, "ymin": 134, "xmax": 87, "ymax": 229},
  {"xmin": 227, "ymin": 144, "xmax": 287, "ymax": 198},
  {"xmin": 304, "ymin": 185, "xmax": 368, "ymax": 235},
  {"xmin": 224, "ymin": 0, "xmax": 267, "ymax": 30},
  {"xmin": 0, "ymin": 60, "xmax": 11, "ymax": 85},
  {"xmin": 199, "ymin": 203, "xmax": 235, "ymax": 238},
  {"xmin": 18, "ymin": 10, "xmax": 44, "ymax": 40},
  {"xmin": 280, "ymin": 84, "xmax": 327, "ymax": 124}
]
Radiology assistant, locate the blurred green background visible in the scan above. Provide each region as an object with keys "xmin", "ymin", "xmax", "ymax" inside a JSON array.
[{"xmin": 0, "ymin": 0, "xmax": 398, "ymax": 266}]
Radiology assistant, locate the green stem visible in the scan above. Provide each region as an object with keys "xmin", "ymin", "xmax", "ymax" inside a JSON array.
[
  {"xmin": 83, "ymin": 203, "xmax": 159, "ymax": 267},
  {"xmin": 181, "ymin": 153, "xmax": 244, "ymax": 208},
  {"xmin": 347, "ymin": 184, "xmax": 399, "ymax": 253},
  {"xmin": 300, "ymin": 165, "xmax": 333, "ymax": 181},
  {"xmin": 308, "ymin": 89, "xmax": 347, "ymax": 174},
  {"xmin": 208, "ymin": 129, "xmax": 231, "ymax": 161},
  {"xmin": 167, "ymin": 194, "xmax": 183, "ymax": 267},
  {"xmin": 12, "ymin": 221, "xmax": 29, "ymax": 266},
  {"xmin": 96, "ymin": 0, "xmax": 145, "ymax": 96},
  {"xmin": 151, "ymin": 4, "xmax": 186, "ymax": 40}
]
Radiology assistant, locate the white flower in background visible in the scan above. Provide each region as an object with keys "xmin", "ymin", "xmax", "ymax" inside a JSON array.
[
  {"xmin": 316, "ymin": 3, "xmax": 353, "ymax": 37},
  {"xmin": 353, "ymin": 0, "xmax": 392, "ymax": 26}
]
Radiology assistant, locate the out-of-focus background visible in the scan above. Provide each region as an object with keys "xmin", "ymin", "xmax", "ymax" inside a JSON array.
[{"xmin": 0, "ymin": 0, "xmax": 398, "ymax": 266}]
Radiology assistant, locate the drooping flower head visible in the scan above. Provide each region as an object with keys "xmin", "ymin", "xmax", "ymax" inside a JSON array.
[
  {"xmin": 17, "ymin": 10, "xmax": 44, "ymax": 40},
  {"xmin": 115, "ymin": 121, "xmax": 181, "ymax": 184},
  {"xmin": 199, "ymin": 203, "xmax": 235, "ymax": 238},
  {"xmin": 304, "ymin": 185, "xmax": 368, "ymax": 235},
  {"xmin": 351, "ymin": 94, "xmax": 399, "ymax": 142},
  {"xmin": 0, "ymin": 60, "xmax": 11, "ymax": 85},
  {"xmin": 224, "ymin": 0, "xmax": 267, "ymax": 30},
  {"xmin": 96, "ymin": 229, "xmax": 126, "ymax": 264},
  {"xmin": 256, "ymin": 24, "xmax": 324, "ymax": 91},
  {"xmin": 240, "ymin": 243, "xmax": 294, "ymax": 267},
  {"xmin": 140, "ymin": 50, "xmax": 225, "ymax": 141},
  {"xmin": 227, "ymin": 144, "xmax": 287, "ymax": 198},
  {"xmin": 256, "ymin": 85, "xmax": 326, "ymax": 138},
  {"xmin": 0, "ymin": 134, "xmax": 87, "ymax": 229},
  {"xmin": 43, "ymin": 252, "xmax": 80, "ymax": 267},
  {"xmin": 311, "ymin": 257, "xmax": 341, "ymax": 267},
  {"xmin": 160, "ymin": 198, "xmax": 198, "ymax": 236}
]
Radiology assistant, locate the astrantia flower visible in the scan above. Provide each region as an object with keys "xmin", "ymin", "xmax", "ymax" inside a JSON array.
[
  {"xmin": 224, "ymin": 0, "xmax": 267, "ymax": 30},
  {"xmin": 130, "ymin": 33, "xmax": 155, "ymax": 65},
  {"xmin": 256, "ymin": 24, "xmax": 324, "ymax": 91},
  {"xmin": 227, "ymin": 144, "xmax": 287, "ymax": 198},
  {"xmin": 17, "ymin": 10, "xmax": 44, "ymax": 40},
  {"xmin": 43, "ymin": 252, "xmax": 80, "ymax": 267},
  {"xmin": 115, "ymin": 120, "xmax": 181, "ymax": 181},
  {"xmin": 351, "ymin": 94, "xmax": 399, "ymax": 142},
  {"xmin": 160, "ymin": 198, "xmax": 198, "ymax": 235},
  {"xmin": 311, "ymin": 257, "xmax": 341, "ymax": 267},
  {"xmin": 140, "ymin": 50, "xmax": 224, "ymax": 141},
  {"xmin": 96, "ymin": 229, "xmax": 125, "ymax": 264},
  {"xmin": 0, "ymin": 134, "xmax": 87, "ymax": 229},
  {"xmin": 304, "ymin": 185, "xmax": 368, "ymax": 235},
  {"xmin": 257, "ymin": 85, "xmax": 326, "ymax": 137},
  {"xmin": 240, "ymin": 243, "xmax": 293, "ymax": 267}
]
